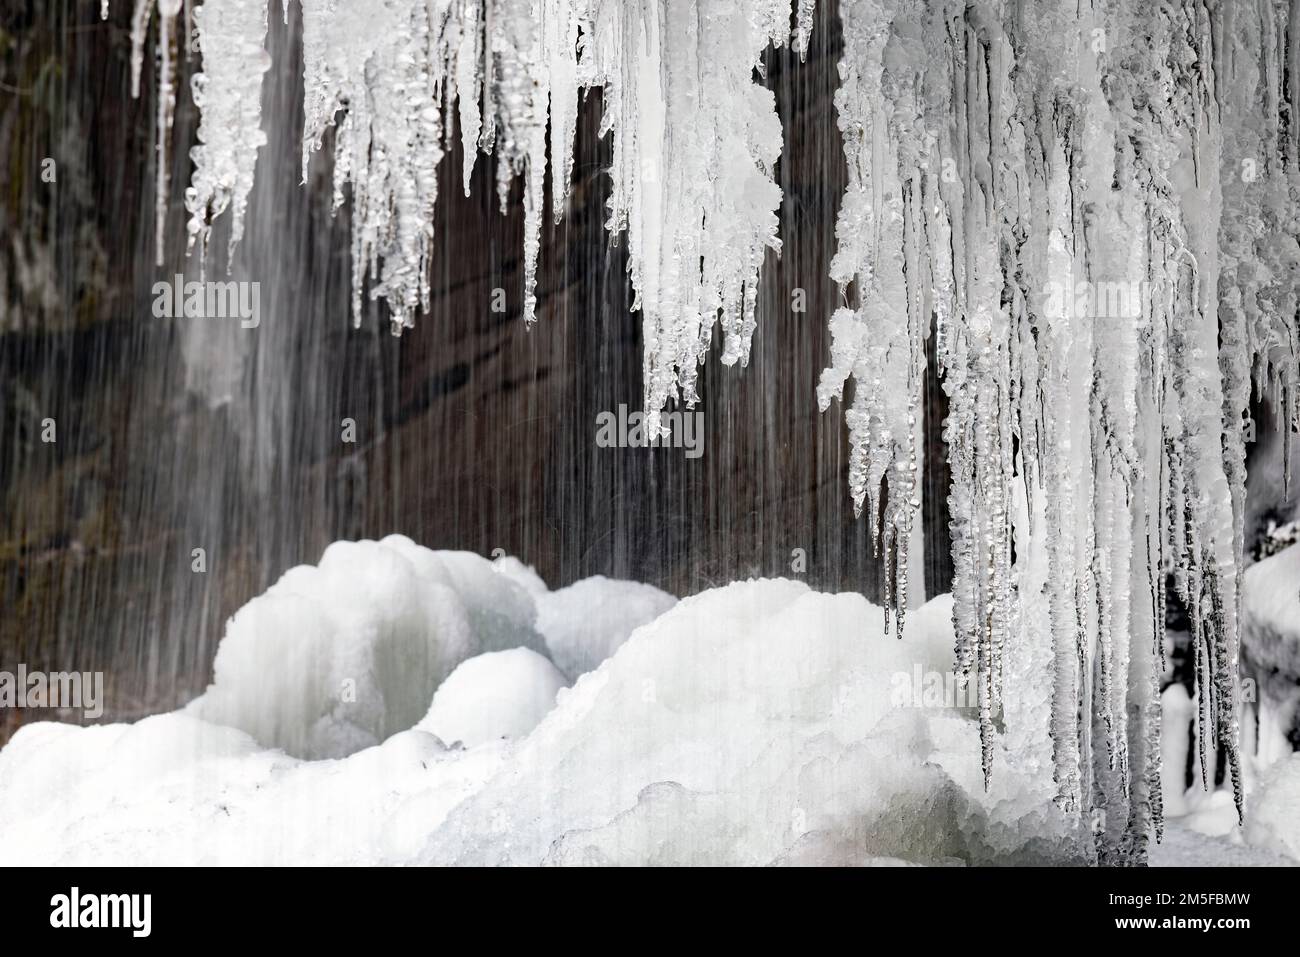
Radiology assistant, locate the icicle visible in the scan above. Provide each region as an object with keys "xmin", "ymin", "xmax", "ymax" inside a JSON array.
[
  {"xmin": 129, "ymin": 1, "xmax": 154, "ymax": 99},
  {"xmin": 454, "ymin": 0, "xmax": 483, "ymax": 198},
  {"xmin": 123, "ymin": 0, "xmax": 177, "ymax": 266},
  {"xmin": 184, "ymin": 0, "xmax": 271, "ymax": 270},
  {"xmin": 593, "ymin": 0, "xmax": 790, "ymax": 434},
  {"xmin": 544, "ymin": 0, "xmax": 580, "ymax": 220},
  {"xmin": 298, "ymin": 0, "xmax": 451, "ymax": 330},
  {"xmin": 792, "ymin": 0, "xmax": 816, "ymax": 60},
  {"xmin": 821, "ymin": 0, "xmax": 1299, "ymax": 855},
  {"xmin": 168, "ymin": 1, "xmax": 807, "ymax": 414},
  {"xmin": 819, "ymin": 0, "xmax": 927, "ymax": 635}
]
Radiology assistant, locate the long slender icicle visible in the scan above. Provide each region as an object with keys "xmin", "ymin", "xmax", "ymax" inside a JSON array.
[{"xmin": 117, "ymin": 0, "xmax": 186, "ymax": 266}]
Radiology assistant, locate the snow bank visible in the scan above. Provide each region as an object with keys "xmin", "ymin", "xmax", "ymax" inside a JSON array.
[
  {"xmin": 0, "ymin": 715, "xmax": 505, "ymax": 866},
  {"xmin": 534, "ymin": 575, "xmax": 677, "ymax": 679},
  {"xmin": 1240, "ymin": 544, "xmax": 1300, "ymax": 766},
  {"xmin": 1246, "ymin": 755, "xmax": 1300, "ymax": 861},
  {"xmin": 486, "ymin": 556, "xmax": 678, "ymax": 678},
  {"xmin": 191, "ymin": 535, "xmax": 545, "ymax": 759},
  {"xmin": 416, "ymin": 649, "xmax": 567, "ymax": 748},
  {"xmin": 0, "ymin": 577, "xmax": 1087, "ymax": 866},
  {"xmin": 420, "ymin": 582, "xmax": 1083, "ymax": 866},
  {"xmin": 491, "ymin": 555, "xmax": 549, "ymax": 598},
  {"xmin": 1151, "ymin": 821, "xmax": 1297, "ymax": 867}
]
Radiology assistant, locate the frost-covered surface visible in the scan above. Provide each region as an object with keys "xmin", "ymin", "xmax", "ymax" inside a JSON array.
[
  {"xmin": 419, "ymin": 584, "xmax": 1084, "ymax": 865},
  {"xmin": 189, "ymin": 535, "xmax": 546, "ymax": 759},
  {"xmin": 491, "ymin": 555, "xmax": 550, "ymax": 598},
  {"xmin": 416, "ymin": 648, "xmax": 567, "ymax": 747},
  {"xmin": 184, "ymin": 0, "xmax": 270, "ymax": 266},
  {"xmin": 1247, "ymin": 755, "xmax": 1300, "ymax": 862},
  {"xmin": 1240, "ymin": 545, "xmax": 1300, "ymax": 767},
  {"xmin": 0, "ymin": 716, "xmax": 505, "ymax": 866},
  {"xmin": 0, "ymin": 578, "xmax": 1094, "ymax": 867},
  {"xmin": 1150, "ymin": 821, "xmax": 1297, "ymax": 868},
  {"xmin": 5, "ymin": 568, "xmax": 1298, "ymax": 866},
  {"xmin": 818, "ymin": 0, "xmax": 1300, "ymax": 865},
  {"xmin": 534, "ymin": 575, "xmax": 677, "ymax": 679}
]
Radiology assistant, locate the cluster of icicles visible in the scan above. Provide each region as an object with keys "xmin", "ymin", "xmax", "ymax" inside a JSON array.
[{"xmin": 116, "ymin": 0, "xmax": 1299, "ymax": 864}]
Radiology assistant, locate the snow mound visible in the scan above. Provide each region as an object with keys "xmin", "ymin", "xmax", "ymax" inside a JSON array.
[
  {"xmin": 420, "ymin": 581, "xmax": 1083, "ymax": 866},
  {"xmin": 535, "ymin": 575, "xmax": 677, "ymax": 679},
  {"xmin": 1246, "ymin": 755, "xmax": 1300, "ymax": 861},
  {"xmin": 0, "ymin": 715, "xmax": 505, "ymax": 866},
  {"xmin": 1151, "ymin": 821, "xmax": 1297, "ymax": 867},
  {"xmin": 416, "ymin": 649, "xmax": 567, "ymax": 748},
  {"xmin": 0, "ymin": 578, "xmax": 1087, "ymax": 866},
  {"xmin": 1240, "ymin": 544, "xmax": 1300, "ymax": 765},
  {"xmin": 491, "ymin": 555, "xmax": 549, "ymax": 598},
  {"xmin": 191, "ymin": 535, "xmax": 546, "ymax": 759}
]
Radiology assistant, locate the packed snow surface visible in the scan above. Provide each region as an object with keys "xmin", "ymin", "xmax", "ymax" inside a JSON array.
[
  {"xmin": 418, "ymin": 585, "xmax": 1084, "ymax": 866},
  {"xmin": 188, "ymin": 535, "xmax": 546, "ymax": 759},
  {"xmin": 534, "ymin": 575, "xmax": 677, "ymax": 680},
  {"xmin": 5, "ymin": 542, "xmax": 1298, "ymax": 866},
  {"xmin": 416, "ymin": 648, "xmax": 567, "ymax": 748},
  {"xmin": 1240, "ymin": 545, "xmax": 1300, "ymax": 769},
  {"xmin": 0, "ymin": 568, "xmax": 1094, "ymax": 866},
  {"xmin": 1247, "ymin": 756, "xmax": 1300, "ymax": 863}
]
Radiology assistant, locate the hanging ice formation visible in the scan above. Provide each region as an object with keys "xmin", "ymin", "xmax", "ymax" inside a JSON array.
[
  {"xmin": 822, "ymin": 0, "xmax": 1300, "ymax": 863},
  {"xmin": 120, "ymin": 0, "xmax": 1298, "ymax": 863},
  {"xmin": 109, "ymin": 0, "xmax": 187, "ymax": 265},
  {"xmin": 119, "ymin": 0, "xmax": 808, "ymax": 435}
]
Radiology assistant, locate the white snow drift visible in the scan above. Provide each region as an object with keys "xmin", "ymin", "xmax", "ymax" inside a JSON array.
[
  {"xmin": 416, "ymin": 648, "xmax": 567, "ymax": 748},
  {"xmin": 534, "ymin": 575, "xmax": 677, "ymax": 680},
  {"xmin": 0, "ymin": 561, "xmax": 1084, "ymax": 866},
  {"xmin": 189, "ymin": 535, "xmax": 547, "ymax": 759},
  {"xmin": 1240, "ymin": 544, "xmax": 1300, "ymax": 768},
  {"xmin": 3, "ymin": 537, "xmax": 1295, "ymax": 866},
  {"xmin": 418, "ymin": 586, "xmax": 1085, "ymax": 866},
  {"xmin": 1248, "ymin": 756, "xmax": 1300, "ymax": 862}
]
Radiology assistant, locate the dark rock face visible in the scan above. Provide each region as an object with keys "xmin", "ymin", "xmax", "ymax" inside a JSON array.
[{"xmin": 1, "ymin": 0, "xmax": 955, "ymax": 732}]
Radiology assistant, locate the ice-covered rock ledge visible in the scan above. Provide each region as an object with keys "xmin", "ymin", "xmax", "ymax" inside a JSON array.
[{"xmin": 0, "ymin": 537, "xmax": 1280, "ymax": 866}]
